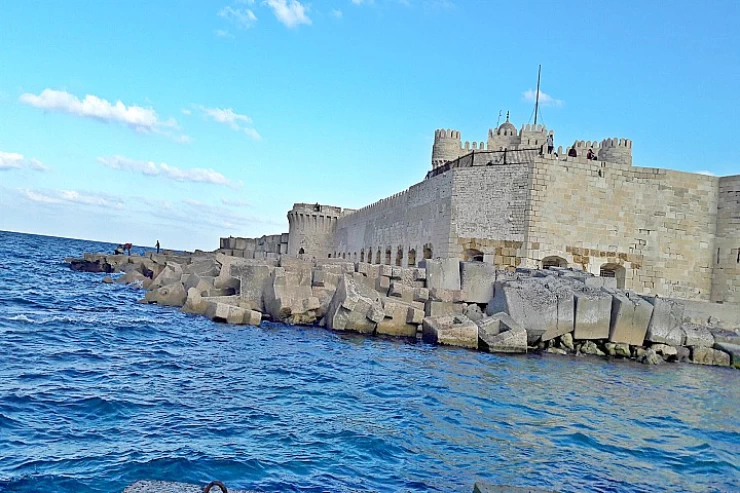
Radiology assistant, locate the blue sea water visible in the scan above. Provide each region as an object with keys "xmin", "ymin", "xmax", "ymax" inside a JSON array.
[{"xmin": 0, "ymin": 230, "xmax": 737, "ymax": 493}]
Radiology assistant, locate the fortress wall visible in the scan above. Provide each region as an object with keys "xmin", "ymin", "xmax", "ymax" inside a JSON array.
[
  {"xmin": 218, "ymin": 233, "xmax": 288, "ymax": 259},
  {"xmin": 525, "ymin": 157, "xmax": 719, "ymax": 301},
  {"xmin": 448, "ymin": 164, "xmax": 532, "ymax": 265},
  {"xmin": 334, "ymin": 172, "xmax": 455, "ymax": 265},
  {"xmin": 711, "ymin": 175, "xmax": 740, "ymax": 303}
]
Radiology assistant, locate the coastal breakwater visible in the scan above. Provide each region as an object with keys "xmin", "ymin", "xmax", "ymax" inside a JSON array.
[{"xmin": 66, "ymin": 251, "xmax": 740, "ymax": 369}]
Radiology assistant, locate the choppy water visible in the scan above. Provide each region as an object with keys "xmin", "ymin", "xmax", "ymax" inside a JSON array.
[{"xmin": 0, "ymin": 230, "xmax": 738, "ymax": 493}]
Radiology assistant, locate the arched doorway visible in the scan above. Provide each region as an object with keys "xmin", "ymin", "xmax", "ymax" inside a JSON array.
[
  {"xmin": 542, "ymin": 256, "xmax": 567, "ymax": 269},
  {"xmin": 465, "ymin": 248, "xmax": 484, "ymax": 262},
  {"xmin": 408, "ymin": 248, "xmax": 417, "ymax": 267},
  {"xmin": 423, "ymin": 244, "xmax": 433, "ymax": 260},
  {"xmin": 395, "ymin": 246, "xmax": 403, "ymax": 266},
  {"xmin": 367, "ymin": 249, "xmax": 372, "ymax": 264},
  {"xmin": 385, "ymin": 248, "xmax": 391, "ymax": 265},
  {"xmin": 360, "ymin": 249, "xmax": 365, "ymax": 263},
  {"xmin": 600, "ymin": 263, "xmax": 626, "ymax": 289},
  {"xmin": 376, "ymin": 249, "xmax": 381, "ymax": 264}
]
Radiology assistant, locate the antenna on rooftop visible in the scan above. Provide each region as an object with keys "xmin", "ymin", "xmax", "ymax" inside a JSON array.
[
  {"xmin": 534, "ymin": 64, "xmax": 542, "ymax": 125},
  {"xmin": 496, "ymin": 110, "xmax": 502, "ymax": 127}
]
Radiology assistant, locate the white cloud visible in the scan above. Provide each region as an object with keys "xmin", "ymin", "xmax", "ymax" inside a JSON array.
[
  {"xmin": 219, "ymin": 5, "xmax": 258, "ymax": 29},
  {"xmin": 331, "ymin": 8, "xmax": 343, "ymax": 18},
  {"xmin": 696, "ymin": 170, "xmax": 716, "ymax": 176},
  {"xmin": 18, "ymin": 188, "xmax": 124, "ymax": 209},
  {"xmin": 19, "ymin": 89, "xmax": 179, "ymax": 133},
  {"xmin": 0, "ymin": 151, "xmax": 49, "ymax": 172},
  {"xmin": 97, "ymin": 155, "xmax": 242, "ymax": 188},
  {"xmin": 522, "ymin": 89, "xmax": 564, "ymax": 108},
  {"xmin": 181, "ymin": 108, "xmax": 192, "ymax": 115},
  {"xmin": 197, "ymin": 105, "xmax": 262, "ymax": 140},
  {"xmin": 264, "ymin": 0, "xmax": 311, "ymax": 28},
  {"xmin": 221, "ymin": 197, "xmax": 251, "ymax": 207},
  {"xmin": 215, "ymin": 29, "xmax": 235, "ymax": 38}
]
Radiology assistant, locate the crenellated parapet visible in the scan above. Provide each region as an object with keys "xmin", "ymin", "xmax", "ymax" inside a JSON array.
[
  {"xmin": 598, "ymin": 137, "xmax": 633, "ymax": 166},
  {"xmin": 287, "ymin": 203, "xmax": 345, "ymax": 258},
  {"xmin": 432, "ymin": 128, "xmax": 463, "ymax": 169}
]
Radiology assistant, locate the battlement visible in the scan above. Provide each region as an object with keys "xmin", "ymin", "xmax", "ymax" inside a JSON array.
[
  {"xmin": 520, "ymin": 123, "xmax": 549, "ymax": 134},
  {"xmin": 600, "ymin": 137, "xmax": 633, "ymax": 149},
  {"xmin": 289, "ymin": 203, "xmax": 344, "ymax": 217},
  {"xmin": 434, "ymin": 128, "xmax": 461, "ymax": 142}
]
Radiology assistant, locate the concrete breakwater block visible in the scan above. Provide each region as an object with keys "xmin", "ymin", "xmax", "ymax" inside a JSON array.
[{"xmin": 124, "ymin": 481, "xmax": 255, "ymax": 493}]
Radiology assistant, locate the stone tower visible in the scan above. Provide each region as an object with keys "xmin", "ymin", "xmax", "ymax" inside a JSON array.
[
  {"xmin": 598, "ymin": 138, "xmax": 633, "ymax": 166},
  {"xmin": 287, "ymin": 203, "xmax": 344, "ymax": 258},
  {"xmin": 431, "ymin": 129, "xmax": 462, "ymax": 169}
]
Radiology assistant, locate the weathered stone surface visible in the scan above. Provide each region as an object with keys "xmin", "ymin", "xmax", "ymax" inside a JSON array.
[
  {"xmin": 422, "ymin": 313, "xmax": 478, "ymax": 348},
  {"xmin": 102, "ymin": 275, "xmax": 114, "ymax": 284},
  {"xmin": 690, "ymin": 346, "xmax": 731, "ymax": 367},
  {"xmin": 650, "ymin": 344, "xmax": 678, "ymax": 359},
  {"xmin": 643, "ymin": 296, "xmax": 685, "ymax": 345},
  {"xmin": 476, "ymin": 313, "xmax": 527, "ymax": 353},
  {"xmin": 182, "ymin": 287, "xmax": 208, "ymax": 314},
  {"xmin": 463, "ymin": 303, "xmax": 484, "ymax": 322},
  {"xmin": 263, "ymin": 267, "xmax": 317, "ymax": 324},
  {"xmin": 682, "ymin": 323, "xmax": 715, "ymax": 348},
  {"xmin": 388, "ymin": 281, "xmax": 415, "ymax": 303},
  {"xmin": 713, "ymin": 342, "xmax": 740, "ymax": 368},
  {"xmin": 182, "ymin": 259, "xmax": 219, "ymax": 277},
  {"xmin": 406, "ymin": 306, "xmax": 425, "ymax": 325},
  {"xmin": 235, "ymin": 264, "xmax": 274, "ymax": 311},
  {"xmin": 205, "ymin": 301, "xmax": 261, "ymax": 325},
  {"xmin": 546, "ymin": 347, "xmax": 568, "ymax": 355},
  {"xmin": 375, "ymin": 275, "xmax": 391, "ymax": 294},
  {"xmin": 711, "ymin": 328, "xmax": 740, "ymax": 345},
  {"xmin": 150, "ymin": 263, "xmax": 183, "ymax": 290},
  {"xmin": 640, "ymin": 348, "xmax": 663, "ymax": 365},
  {"xmin": 472, "ymin": 483, "xmax": 556, "ymax": 493},
  {"xmin": 605, "ymin": 342, "xmax": 631, "ymax": 358},
  {"xmin": 573, "ymin": 290, "xmax": 612, "ymax": 340},
  {"xmin": 675, "ymin": 345, "xmax": 691, "ymax": 363},
  {"xmin": 116, "ymin": 270, "xmax": 148, "ymax": 286},
  {"xmin": 69, "ymin": 258, "xmax": 113, "ymax": 273},
  {"xmin": 422, "ymin": 259, "xmax": 461, "ymax": 291},
  {"xmin": 429, "ymin": 288, "xmax": 464, "ymax": 303},
  {"xmin": 560, "ymin": 332, "xmax": 574, "ymax": 351},
  {"xmin": 424, "ymin": 300, "xmax": 464, "ymax": 317},
  {"xmin": 326, "ymin": 274, "xmax": 384, "ymax": 334},
  {"xmin": 312, "ymin": 269, "xmax": 341, "ymax": 289},
  {"xmin": 460, "ymin": 261, "xmax": 496, "ymax": 303},
  {"xmin": 377, "ymin": 298, "xmax": 418, "ymax": 337},
  {"xmin": 580, "ymin": 340, "xmax": 605, "ymax": 356},
  {"xmin": 413, "ymin": 287, "xmax": 430, "ymax": 302},
  {"xmin": 609, "ymin": 293, "xmax": 653, "ymax": 345},
  {"xmin": 584, "ymin": 276, "xmax": 617, "ymax": 290},
  {"xmin": 145, "ymin": 281, "xmax": 186, "ymax": 307},
  {"xmin": 487, "ymin": 277, "xmax": 574, "ymax": 344}
]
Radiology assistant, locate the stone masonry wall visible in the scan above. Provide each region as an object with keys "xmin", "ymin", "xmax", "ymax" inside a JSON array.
[
  {"xmin": 287, "ymin": 203, "xmax": 344, "ymax": 259},
  {"xmin": 711, "ymin": 175, "xmax": 740, "ymax": 303},
  {"xmin": 448, "ymin": 164, "xmax": 532, "ymax": 265},
  {"xmin": 524, "ymin": 155, "xmax": 720, "ymax": 301},
  {"xmin": 333, "ymin": 172, "xmax": 455, "ymax": 266},
  {"xmin": 218, "ymin": 233, "xmax": 288, "ymax": 259}
]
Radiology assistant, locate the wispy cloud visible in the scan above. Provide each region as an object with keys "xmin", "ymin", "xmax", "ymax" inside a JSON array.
[
  {"xmin": 97, "ymin": 155, "xmax": 242, "ymax": 188},
  {"xmin": 18, "ymin": 188, "xmax": 124, "ymax": 209},
  {"xmin": 522, "ymin": 89, "xmax": 564, "ymax": 108},
  {"xmin": 696, "ymin": 170, "xmax": 716, "ymax": 176},
  {"xmin": 219, "ymin": 4, "xmax": 258, "ymax": 29},
  {"xmin": 264, "ymin": 0, "xmax": 311, "ymax": 28},
  {"xmin": 19, "ymin": 89, "xmax": 189, "ymax": 141},
  {"xmin": 196, "ymin": 105, "xmax": 262, "ymax": 140},
  {"xmin": 331, "ymin": 8, "xmax": 343, "ymax": 18},
  {"xmin": 221, "ymin": 197, "xmax": 251, "ymax": 207},
  {"xmin": 0, "ymin": 151, "xmax": 50, "ymax": 172}
]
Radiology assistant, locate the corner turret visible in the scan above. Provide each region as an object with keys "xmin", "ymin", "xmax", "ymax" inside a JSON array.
[
  {"xmin": 598, "ymin": 138, "xmax": 633, "ymax": 166},
  {"xmin": 431, "ymin": 128, "xmax": 462, "ymax": 169}
]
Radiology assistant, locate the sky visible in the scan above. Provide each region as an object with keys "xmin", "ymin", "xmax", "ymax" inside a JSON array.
[{"xmin": 1, "ymin": 0, "xmax": 738, "ymax": 251}]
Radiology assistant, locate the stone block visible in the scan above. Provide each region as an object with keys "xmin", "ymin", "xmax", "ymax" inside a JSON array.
[
  {"xmin": 380, "ymin": 265, "xmax": 394, "ymax": 277},
  {"xmin": 388, "ymin": 281, "xmax": 415, "ymax": 302},
  {"xmin": 609, "ymin": 293, "xmax": 653, "ymax": 346},
  {"xmin": 264, "ymin": 267, "xmax": 316, "ymax": 324},
  {"xmin": 312, "ymin": 269, "xmax": 341, "ymax": 289},
  {"xmin": 204, "ymin": 301, "xmax": 261, "ymax": 325},
  {"xmin": 390, "ymin": 267, "xmax": 404, "ymax": 279},
  {"xmin": 643, "ymin": 297, "xmax": 685, "ymax": 345},
  {"xmin": 573, "ymin": 290, "xmax": 612, "ymax": 340},
  {"xmin": 377, "ymin": 298, "xmax": 418, "ymax": 337},
  {"xmin": 407, "ymin": 306, "xmax": 424, "ymax": 325},
  {"xmin": 422, "ymin": 314, "xmax": 478, "ymax": 349},
  {"xmin": 424, "ymin": 301, "xmax": 464, "ymax": 317},
  {"xmin": 375, "ymin": 275, "xmax": 391, "ymax": 293},
  {"xmin": 713, "ymin": 342, "xmax": 740, "ymax": 368},
  {"xmin": 413, "ymin": 287, "xmax": 429, "ymax": 302},
  {"xmin": 476, "ymin": 312, "xmax": 527, "ymax": 353},
  {"xmin": 422, "ymin": 259, "xmax": 461, "ymax": 291},
  {"xmin": 459, "ymin": 261, "xmax": 496, "ymax": 303},
  {"xmin": 326, "ymin": 274, "xmax": 384, "ymax": 334},
  {"xmin": 690, "ymin": 346, "xmax": 730, "ymax": 367},
  {"xmin": 144, "ymin": 281, "xmax": 187, "ymax": 307},
  {"xmin": 682, "ymin": 323, "xmax": 715, "ymax": 347},
  {"xmin": 413, "ymin": 268, "xmax": 426, "ymax": 281},
  {"xmin": 429, "ymin": 288, "xmax": 464, "ymax": 303},
  {"xmin": 182, "ymin": 287, "xmax": 208, "ymax": 315},
  {"xmin": 234, "ymin": 263, "xmax": 273, "ymax": 312}
]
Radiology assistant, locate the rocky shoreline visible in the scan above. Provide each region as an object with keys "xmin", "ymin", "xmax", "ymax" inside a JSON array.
[{"xmin": 66, "ymin": 251, "xmax": 740, "ymax": 369}]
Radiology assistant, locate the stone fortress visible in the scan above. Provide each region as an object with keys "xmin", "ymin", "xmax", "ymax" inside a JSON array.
[{"xmin": 219, "ymin": 117, "xmax": 740, "ymax": 305}]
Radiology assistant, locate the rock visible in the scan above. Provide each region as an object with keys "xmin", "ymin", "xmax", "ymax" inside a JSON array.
[
  {"xmin": 69, "ymin": 258, "xmax": 113, "ymax": 273},
  {"xmin": 150, "ymin": 263, "xmax": 184, "ymax": 290},
  {"xmin": 650, "ymin": 344, "xmax": 678, "ymax": 360},
  {"xmin": 413, "ymin": 287, "xmax": 430, "ymax": 302},
  {"xmin": 102, "ymin": 275, "xmax": 114, "ymax": 284},
  {"xmin": 546, "ymin": 347, "xmax": 568, "ymax": 355},
  {"xmin": 375, "ymin": 275, "xmax": 391, "ymax": 294},
  {"xmin": 377, "ymin": 298, "xmax": 418, "ymax": 337},
  {"xmin": 487, "ymin": 277, "xmax": 574, "ymax": 344},
  {"xmin": 424, "ymin": 300, "xmax": 464, "ymax": 317},
  {"xmin": 713, "ymin": 342, "xmax": 740, "ymax": 368},
  {"xmin": 182, "ymin": 287, "xmax": 208, "ymax": 314},
  {"xmin": 472, "ymin": 483, "xmax": 556, "ymax": 493},
  {"xmin": 236, "ymin": 263, "xmax": 274, "ymax": 312},
  {"xmin": 609, "ymin": 293, "xmax": 653, "ymax": 346},
  {"xmin": 476, "ymin": 313, "xmax": 527, "ymax": 353},
  {"xmin": 682, "ymin": 323, "xmax": 715, "ymax": 348},
  {"xmin": 463, "ymin": 303, "xmax": 484, "ymax": 322},
  {"xmin": 144, "ymin": 281, "xmax": 187, "ymax": 307},
  {"xmin": 560, "ymin": 332, "xmax": 575, "ymax": 351},
  {"xmin": 422, "ymin": 259, "xmax": 461, "ymax": 291},
  {"xmin": 422, "ymin": 314, "xmax": 478, "ymax": 349},
  {"xmin": 641, "ymin": 348, "xmax": 663, "ymax": 365},
  {"xmin": 573, "ymin": 290, "xmax": 612, "ymax": 339},
  {"xmin": 326, "ymin": 274, "xmax": 384, "ymax": 334},
  {"xmin": 605, "ymin": 342, "xmax": 631, "ymax": 358},
  {"xmin": 123, "ymin": 480, "xmax": 255, "ymax": 493},
  {"xmin": 205, "ymin": 301, "xmax": 261, "ymax": 325},
  {"xmin": 406, "ymin": 305, "xmax": 425, "ymax": 325},
  {"xmin": 580, "ymin": 340, "xmax": 605, "ymax": 356},
  {"xmin": 643, "ymin": 296, "xmax": 685, "ymax": 345},
  {"xmin": 691, "ymin": 346, "xmax": 731, "ymax": 367},
  {"xmin": 710, "ymin": 329, "xmax": 740, "ymax": 345},
  {"xmin": 388, "ymin": 281, "xmax": 415, "ymax": 303},
  {"xmin": 263, "ymin": 267, "xmax": 318, "ymax": 325},
  {"xmin": 312, "ymin": 269, "xmax": 341, "ymax": 289},
  {"xmin": 116, "ymin": 270, "xmax": 148, "ymax": 286},
  {"xmin": 675, "ymin": 346, "xmax": 691, "ymax": 363},
  {"xmin": 182, "ymin": 259, "xmax": 219, "ymax": 277},
  {"xmin": 459, "ymin": 261, "xmax": 496, "ymax": 303}
]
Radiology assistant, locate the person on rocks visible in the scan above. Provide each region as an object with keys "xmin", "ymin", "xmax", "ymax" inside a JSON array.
[
  {"xmin": 587, "ymin": 148, "xmax": 594, "ymax": 160},
  {"xmin": 156, "ymin": 240, "xmax": 160, "ymax": 254},
  {"xmin": 114, "ymin": 244, "xmax": 124, "ymax": 255},
  {"xmin": 547, "ymin": 134, "xmax": 554, "ymax": 155},
  {"xmin": 124, "ymin": 242, "xmax": 132, "ymax": 255}
]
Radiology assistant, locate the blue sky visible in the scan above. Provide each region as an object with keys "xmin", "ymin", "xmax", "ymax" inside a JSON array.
[{"xmin": 1, "ymin": 0, "xmax": 738, "ymax": 251}]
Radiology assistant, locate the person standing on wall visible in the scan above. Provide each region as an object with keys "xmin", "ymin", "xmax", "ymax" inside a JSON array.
[
  {"xmin": 547, "ymin": 133, "xmax": 554, "ymax": 155},
  {"xmin": 156, "ymin": 240, "xmax": 160, "ymax": 254}
]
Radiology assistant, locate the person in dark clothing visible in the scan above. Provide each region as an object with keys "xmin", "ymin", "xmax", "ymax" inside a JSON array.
[
  {"xmin": 587, "ymin": 148, "xmax": 594, "ymax": 160},
  {"xmin": 568, "ymin": 147, "xmax": 577, "ymax": 157},
  {"xmin": 156, "ymin": 240, "xmax": 160, "ymax": 254}
]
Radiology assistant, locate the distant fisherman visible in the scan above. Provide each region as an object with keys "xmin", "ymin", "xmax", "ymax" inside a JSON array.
[{"xmin": 156, "ymin": 240, "xmax": 160, "ymax": 254}]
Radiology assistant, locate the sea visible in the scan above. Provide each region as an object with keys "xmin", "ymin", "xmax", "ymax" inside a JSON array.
[{"xmin": 0, "ymin": 230, "xmax": 738, "ymax": 493}]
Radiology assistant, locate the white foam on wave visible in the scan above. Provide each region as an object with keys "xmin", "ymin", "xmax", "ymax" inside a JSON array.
[{"xmin": 7, "ymin": 314, "xmax": 36, "ymax": 323}]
